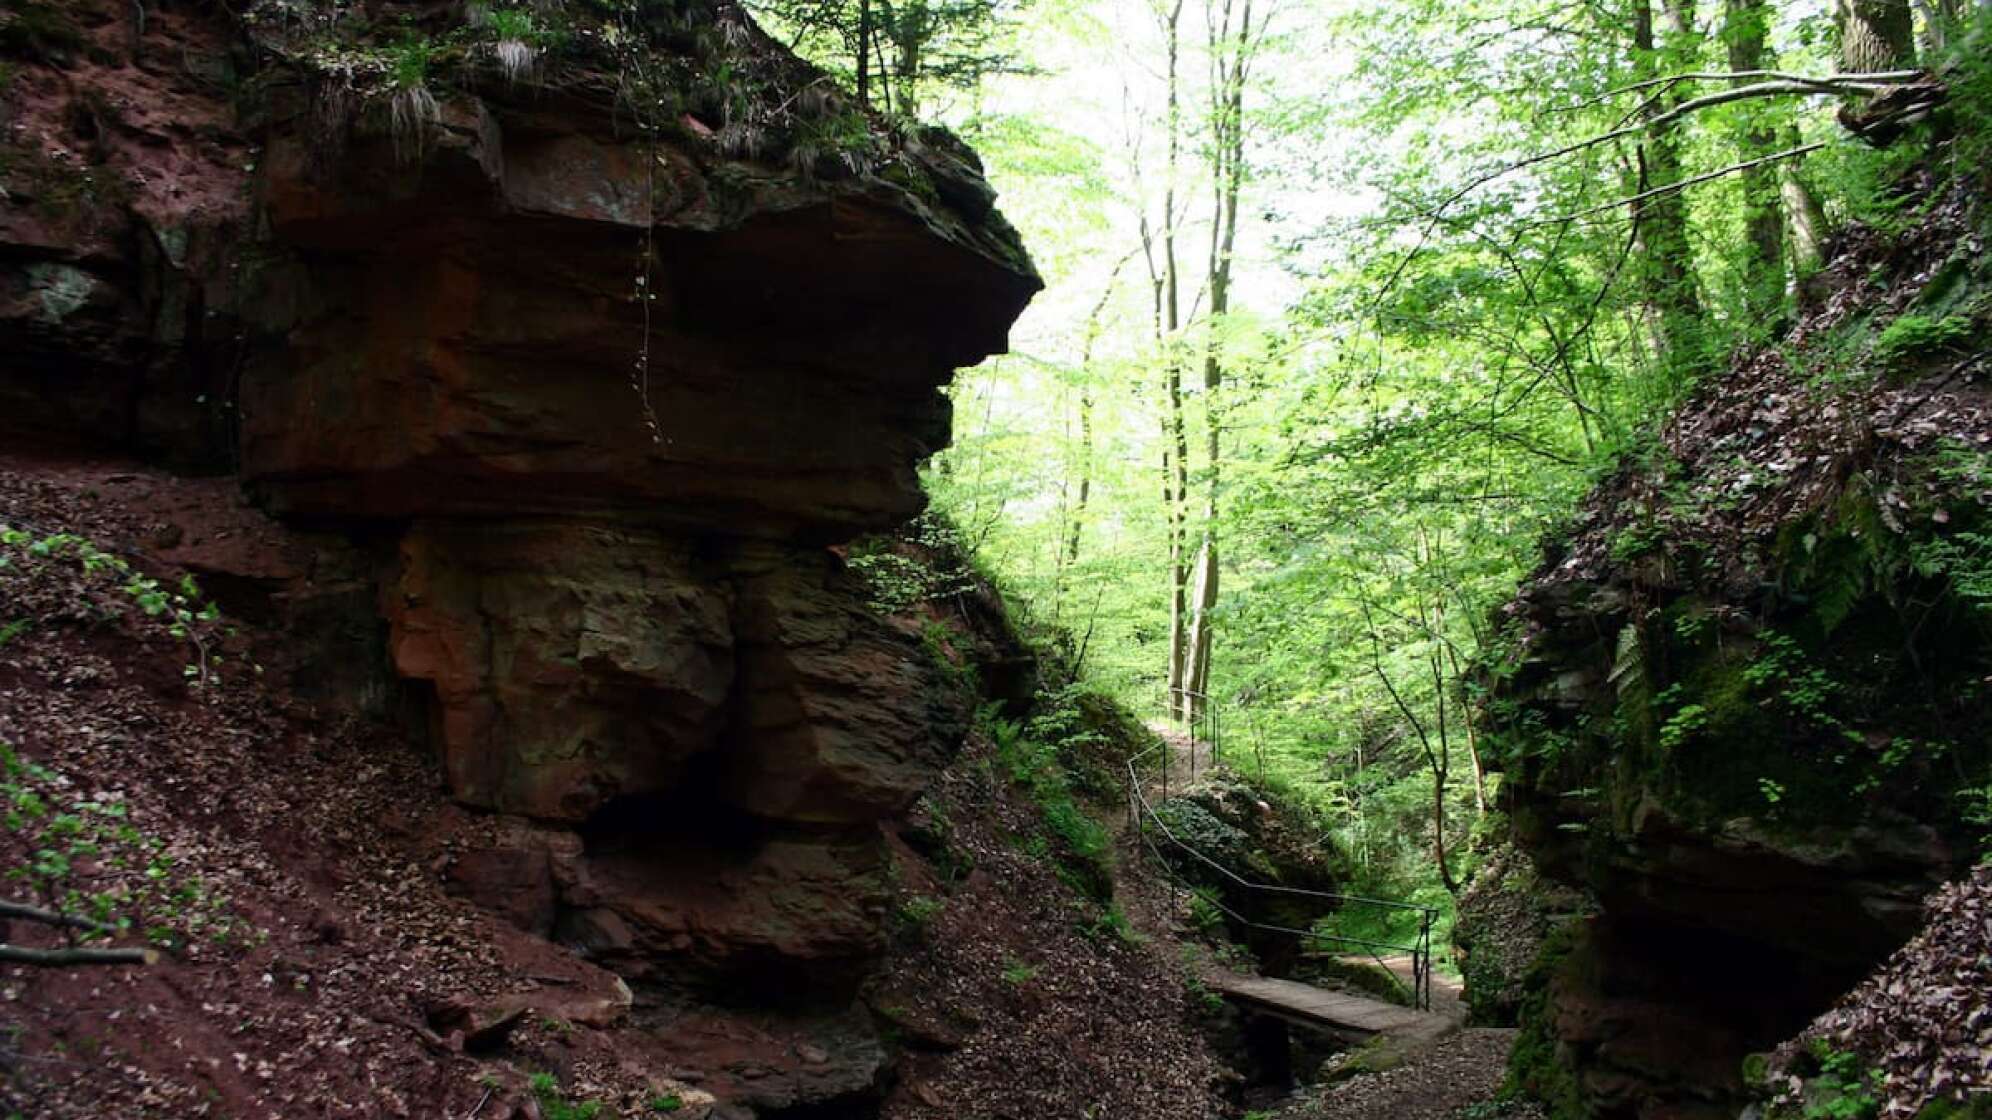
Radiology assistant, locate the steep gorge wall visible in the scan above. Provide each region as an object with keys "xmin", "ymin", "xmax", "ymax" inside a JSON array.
[
  {"xmin": 0, "ymin": 0, "xmax": 1037, "ymax": 1103},
  {"xmin": 1479, "ymin": 178, "xmax": 1992, "ymax": 1120}
]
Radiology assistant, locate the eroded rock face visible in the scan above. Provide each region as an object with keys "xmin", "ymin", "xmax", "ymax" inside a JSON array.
[
  {"xmin": 387, "ymin": 520, "xmax": 736, "ymax": 822},
  {"xmin": 237, "ymin": 84, "xmax": 1033, "ymax": 540},
  {"xmin": 1484, "ymin": 191, "xmax": 1992, "ymax": 1118},
  {"xmin": 0, "ymin": 0, "xmax": 1037, "ymax": 1105}
]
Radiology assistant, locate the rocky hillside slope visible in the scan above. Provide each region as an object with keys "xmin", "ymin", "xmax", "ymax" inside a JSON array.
[
  {"xmin": 1477, "ymin": 170, "xmax": 1992, "ymax": 1120},
  {"xmin": 0, "ymin": 0, "xmax": 1238, "ymax": 1115}
]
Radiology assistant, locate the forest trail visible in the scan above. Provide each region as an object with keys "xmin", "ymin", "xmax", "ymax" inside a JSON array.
[
  {"xmin": 1334, "ymin": 954, "xmax": 1465, "ymax": 1021},
  {"xmin": 1140, "ymin": 719, "xmax": 1216, "ymax": 799},
  {"xmin": 1273, "ymin": 1028, "xmax": 1539, "ymax": 1120}
]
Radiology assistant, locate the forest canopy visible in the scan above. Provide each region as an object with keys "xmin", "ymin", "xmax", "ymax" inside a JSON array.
[{"xmin": 760, "ymin": 0, "xmax": 1990, "ymax": 916}]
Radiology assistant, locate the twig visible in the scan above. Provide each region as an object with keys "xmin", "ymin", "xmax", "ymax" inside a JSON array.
[
  {"xmin": 467, "ymin": 1086, "xmax": 495, "ymax": 1119},
  {"xmin": 0, "ymin": 899, "xmax": 119, "ymax": 935},
  {"xmin": 1526, "ymin": 140, "xmax": 1825, "ymax": 227},
  {"xmin": 1549, "ymin": 68, "xmax": 1923, "ymax": 115},
  {"xmin": 0, "ymin": 945, "xmax": 159, "ymax": 966}
]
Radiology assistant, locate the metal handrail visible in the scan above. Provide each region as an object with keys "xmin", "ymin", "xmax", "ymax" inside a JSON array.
[{"xmin": 1125, "ymin": 736, "xmax": 1438, "ymax": 1011}]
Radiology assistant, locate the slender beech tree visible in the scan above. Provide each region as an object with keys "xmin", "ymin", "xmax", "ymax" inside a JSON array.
[
  {"xmin": 1137, "ymin": 0, "xmax": 1193, "ymax": 721},
  {"xmin": 1182, "ymin": 0, "xmax": 1258, "ymax": 721}
]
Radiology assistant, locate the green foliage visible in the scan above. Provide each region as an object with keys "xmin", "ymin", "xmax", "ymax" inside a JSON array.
[
  {"xmin": 893, "ymin": 893, "xmax": 946, "ymax": 939},
  {"xmin": 2, "ymin": 741, "xmax": 242, "ymax": 952},
  {"xmin": 1874, "ymin": 313, "xmax": 1973, "ymax": 372},
  {"xmin": 984, "ymin": 701, "xmax": 1113, "ymax": 900},
  {"xmin": 745, "ymin": 0, "xmax": 1029, "ymax": 114},
  {"xmin": 1658, "ymin": 703, "xmax": 1710, "ymax": 752},
  {"xmin": 848, "ymin": 514, "xmax": 979, "ymax": 614},
  {"xmin": 999, "ymin": 956, "xmax": 1037, "ymax": 985},
  {"xmin": 1186, "ymin": 887, "xmax": 1226, "ymax": 936},
  {"xmin": 528, "ymin": 1072, "xmax": 602, "ymax": 1120},
  {"xmin": 386, "ymin": 37, "xmax": 434, "ymax": 90},
  {"xmin": 1791, "ymin": 1047, "xmax": 1883, "ymax": 1120},
  {"xmin": 649, "ymin": 1094, "xmax": 685, "ymax": 1113},
  {"xmin": 1743, "ymin": 633, "xmax": 1844, "ymax": 729},
  {"xmin": 1943, "ymin": 5, "xmax": 1992, "ymax": 171},
  {"xmin": 1183, "ymin": 972, "xmax": 1226, "ymax": 1015},
  {"xmin": 1083, "ymin": 903, "xmax": 1144, "ymax": 946},
  {"xmin": 0, "ymin": 527, "xmax": 229, "ymax": 688}
]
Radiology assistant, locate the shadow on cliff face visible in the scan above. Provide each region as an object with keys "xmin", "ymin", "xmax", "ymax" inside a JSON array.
[{"xmin": 1482, "ymin": 173, "xmax": 1992, "ymax": 1120}]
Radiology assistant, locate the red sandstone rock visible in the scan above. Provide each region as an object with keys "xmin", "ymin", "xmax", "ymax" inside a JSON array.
[{"xmin": 0, "ymin": 1, "xmax": 1038, "ymax": 1102}]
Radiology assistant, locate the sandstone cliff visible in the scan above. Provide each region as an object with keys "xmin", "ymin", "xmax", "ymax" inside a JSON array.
[
  {"xmin": 0, "ymin": 0, "xmax": 1054, "ymax": 1113},
  {"xmin": 1477, "ymin": 175, "xmax": 1992, "ymax": 1119}
]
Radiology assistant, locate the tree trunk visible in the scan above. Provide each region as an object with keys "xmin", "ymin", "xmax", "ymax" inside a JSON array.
[
  {"xmin": 1630, "ymin": 0, "xmax": 1707, "ymax": 374},
  {"xmin": 1838, "ymin": 0, "xmax": 1916, "ymax": 70},
  {"xmin": 1440, "ymin": 644, "xmax": 1488, "ymax": 817},
  {"xmin": 1182, "ymin": 0, "xmax": 1253, "ymax": 723},
  {"xmin": 1158, "ymin": 0, "xmax": 1190, "ymax": 722},
  {"xmin": 1062, "ymin": 260, "xmax": 1126, "ymax": 585},
  {"xmin": 1781, "ymin": 161, "xmax": 1828, "ymax": 276},
  {"xmin": 855, "ymin": 0, "xmax": 873, "ymax": 106},
  {"xmin": 1725, "ymin": 0, "xmax": 1785, "ymax": 320}
]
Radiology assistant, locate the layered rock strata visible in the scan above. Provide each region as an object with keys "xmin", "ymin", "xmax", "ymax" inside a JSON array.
[{"xmin": 0, "ymin": 0, "xmax": 1038, "ymax": 1106}]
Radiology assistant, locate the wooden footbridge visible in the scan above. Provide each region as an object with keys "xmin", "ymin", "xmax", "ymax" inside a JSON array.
[
  {"xmin": 1128, "ymin": 699, "xmax": 1456, "ymax": 1046},
  {"xmin": 1202, "ymin": 969, "xmax": 1456, "ymax": 1044}
]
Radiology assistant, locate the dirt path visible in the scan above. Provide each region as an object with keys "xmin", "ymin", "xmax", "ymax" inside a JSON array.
[
  {"xmin": 1341, "ymin": 953, "xmax": 1466, "ymax": 1021},
  {"xmin": 1275, "ymin": 1027, "xmax": 1540, "ymax": 1120},
  {"xmin": 1140, "ymin": 719, "xmax": 1216, "ymax": 801}
]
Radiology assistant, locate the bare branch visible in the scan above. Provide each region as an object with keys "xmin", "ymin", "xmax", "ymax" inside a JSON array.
[
  {"xmin": 1549, "ymin": 68, "xmax": 1924, "ymax": 116},
  {"xmin": 1530, "ymin": 140, "xmax": 1826, "ymax": 226},
  {"xmin": 0, "ymin": 900, "xmax": 118, "ymax": 936},
  {"xmin": 0, "ymin": 945, "xmax": 159, "ymax": 967}
]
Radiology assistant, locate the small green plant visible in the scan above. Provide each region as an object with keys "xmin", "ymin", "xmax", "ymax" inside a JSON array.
[
  {"xmin": 1743, "ymin": 633, "xmax": 1842, "ymax": 727},
  {"xmin": 1183, "ymin": 973, "xmax": 1225, "ymax": 1015},
  {"xmin": 1609, "ymin": 519, "xmax": 1665, "ymax": 563},
  {"xmin": 2, "ymin": 741, "xmax": 241, "ymax": 953},
  {"xmin": 1959, "ymin": 781, "xmax": 1992, "ymax": 852},
  {"xmin": 387, "ymin": 37, "xmax": 434, "ymax": 89},
  {"xmin": 1657, "ymin": 703, "xmax": 1709, "ymax": 751},
  {"xmin": 529, "ymin": 1072, "xmax": 602, "ymax": 1120},
  {"xmin": 999, "ymin": 956, "xmax": 1037, "ymax": 985},
  {"xmin": 982, "ymin": 702, "xmax": 1113, "ymax": 899},
  {"xmin": 893, "ymin": 894, "xmax": 945, "ymax": 938},
  {"xmin": 1758, "ymin": 777, "xmax": 1786, "ymax": 806},
  {"xmin": 1186, "ymin": 887, "xmax": 1226, "ymax": 935},
  {"xmin": 1084, "ymin": 904, "xmax": 1145, "ymax": 946},
  {"xmin": 0, "ymin": 527, "xmax": 224, "ymax": 687},
  {"xmin": 649, "ymin": 1093, "xmax": 685, "ymax": 1113},
  {"xmin": 847, "ymin": 513, "xmax": 978, "ymax": 613},
  {"xmin": 1795, "ymin": 1046, "xmax": 1881, "ymax": 1120}
]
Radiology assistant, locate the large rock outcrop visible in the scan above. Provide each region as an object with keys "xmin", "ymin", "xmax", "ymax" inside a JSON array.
[
  {"xmin": 1483, "ymin": 179, "xmax": 1992, "ymax": 1120},
  {"xmin": 0, "ymin": 0, "xmax": 1037, "ymax": 1108}
]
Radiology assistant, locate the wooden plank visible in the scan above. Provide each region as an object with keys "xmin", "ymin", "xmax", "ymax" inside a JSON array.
[{"xmin": 1204, "ymin": 970, "xmax": 1456, "ymax": 1043}]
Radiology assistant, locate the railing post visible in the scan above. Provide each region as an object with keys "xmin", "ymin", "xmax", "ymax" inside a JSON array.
[{"xmin": 1419, "ymin": 909, "xmax": 1433, "ymax": 1012}]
